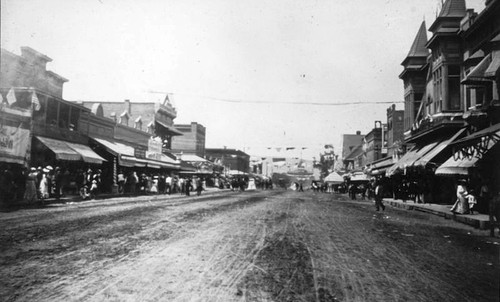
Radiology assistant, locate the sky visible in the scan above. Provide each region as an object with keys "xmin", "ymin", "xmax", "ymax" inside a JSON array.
[{"xmin": 1, "ymin": 0, "xmax": 486, "ymax": 160}]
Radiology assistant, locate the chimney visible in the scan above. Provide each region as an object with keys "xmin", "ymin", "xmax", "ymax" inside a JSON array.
[
  {"xmin": 356, "ymin": 131, "xmax": 361, "ymax": 135},
  {"xmin": 124, "ymin": 99, "xmax": 131, "ymax": 115}
]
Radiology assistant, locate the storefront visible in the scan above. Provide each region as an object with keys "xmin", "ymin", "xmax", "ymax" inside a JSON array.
[
  {"xmin": 386, "ymin": 128, "xmax": 466, "ymax": 203},
  {"xmin": 0, "ymin": 105, "xmax": 32, "ymax": 204},
  {"xmin": 90, "ymin": 136, "xmax": 181, "ymax": 193},
  {"xmin": 436, "ymin": 124, "xmax": 500, "ymax": 213}
]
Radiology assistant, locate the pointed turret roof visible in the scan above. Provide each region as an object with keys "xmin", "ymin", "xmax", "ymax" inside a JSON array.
[
  {"xmin": 401, "ymin": 21, "xmax": 429, "ymax": 68},
  {"xmin": 439, "ymin": 0, "xmax": 466, "ymax": 18},
  {"xmin": 406, "ymin": 21, "xmax": 429, "ymax": 58}
]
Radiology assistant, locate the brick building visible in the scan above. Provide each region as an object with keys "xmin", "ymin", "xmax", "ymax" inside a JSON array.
[{"xmin": 170, "ymin": 122, "xmax": 206, "ymax": 157}]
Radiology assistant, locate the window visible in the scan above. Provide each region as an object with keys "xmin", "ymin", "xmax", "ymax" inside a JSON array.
[
  {"xmin": 46, "ymin": 97, "xmax": 58, "ymax": 126},
  {"xmin": 69, "ymin": 107, "xmax": 80, "ymax": 131},
  {"xmin": 59, "ymin": 103, "xmax": 70, "ymax": 129},
  {"xmin": 448, "ymin": 65, "xmax": 461, "ymax": 111}
]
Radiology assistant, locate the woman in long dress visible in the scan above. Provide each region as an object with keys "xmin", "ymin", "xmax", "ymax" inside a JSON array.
[
  {"xmin": 451, "ymin": 179, "xmax": 470, "ymax": 214},
  {"xmin": 24, "ymin": 168, "xmax": 38, "ymax": 203},
  {"xmin": 39, "ymin": 170, "xmax": 50, "ymax": 200}
]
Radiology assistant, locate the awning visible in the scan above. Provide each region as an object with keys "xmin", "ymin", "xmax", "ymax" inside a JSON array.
[
  {"xmin": 386, "ymin": 140, "xmax": 442, "ymax": 176},
  {"xmin": 350, "ymin": 172, "xmax": 369, "ymax": 182},
  {"xmin": 92, "ymin": 137, "xmax": 138, "ymax": 167},
  {"xmin": 452, "ymin": 123, "xmax": 500, "ymax": 147},
  {"xmin": 66, "ymin": 142, "xmax": 106, "ymax": 164},
  {"xmin": 462, "ymin": 50, "xmax": 499, "ymax": 84},
  {"xmin": 134, "ymin": 158, "xmax": 148, "ymax": 168},
  {"xmin": 178, "ymin": 154, "xmax": 208, "ymax": 162},
  {"xmin": 366, "ymin": 157, "xmax": 393, "ymax": 175},
  {"xmin": 36, "ymin": 136, "xmax": 82, "ymax": 161},
  {"xmin": 92, "ymin": 137, "xmax": 135, "ymax": 157},
  {"xmin": 155, "ymin": 120, "xmax": 183, "ymax": 136},
  {"xmin": 386, "ymin": 147, "xmax": 418, "ymax": 176},
  {"xmin": 436, "ymin": 139, "xmax": 497, "ymax": 176},
  {"xmin": 119, "ymin": 155, "xmax": 138, "ymax": 167},
  {"xmin": 485, "ymin": 50, "xmax": 500, "ymax": 78},
  {"xmin": 413, "ymin": 128, "xmax": 465, "ymax": 168},
  {"xmin": 180, "ymin": 161, "xmax": 197, "ymax": 172}
]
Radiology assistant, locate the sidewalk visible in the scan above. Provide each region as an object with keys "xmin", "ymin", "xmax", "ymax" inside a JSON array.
[
  {"xmin": 383, "ymin": 198, "xmax": 491, "ymax": 230},
  {"xmin": 1, "ymin": 187, "xmax": 233, "ymax": 211}
]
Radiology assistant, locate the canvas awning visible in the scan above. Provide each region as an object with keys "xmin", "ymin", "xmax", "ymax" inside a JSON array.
[
  {"xmin": 462, "ymin": 50, "xmax": 500, "ymax": 84},
  {"xmin": 91, "ymin": 137, "xmax": 138, "ymax": 167},
  {"xmin": 437, "ymin": 125, "xmax": 500, "ymax": 176},
  {"xmin": 66, "ymin": 142, "xmax": 106, "ymax": 164},
  {"xmin": 386, "ymin": 147, "xmax": 418, "ymax": 176},
  {"xmin": 462, "ymin": 53, "xmax": 492, "ymax": 84},
  {"xmin": 178, "ymin": 154, "xmax": 208, "ymax": 162},
  {"xmin": 350, "ymin": 173, "xmax": 369, "ymax": 182},
  {"xmin": 436, "ymin": 139, "xmax": 497, "ymax": 176},
  {"xmin": 36, "ymin": 136, "xmax": 82, "ymax": 162},
  {"xmin": 366, "ymin": 157, "xmax": 393, "ymax": 176},
  {"xmin": 412, "ymin": 128, "xmax": 465, "ymax": 168},
  {"xmin": 452, "ymin": 123, "xmax": 500, "ymax": 147},
  {"xmin": 485, "ymin": 50, "xmax": 500, "ymax": 78}
]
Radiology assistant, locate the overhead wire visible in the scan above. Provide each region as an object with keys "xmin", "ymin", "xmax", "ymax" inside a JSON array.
[{"xmin": 147, "ymin": 90, "xmax": 403, "ymax": 106}]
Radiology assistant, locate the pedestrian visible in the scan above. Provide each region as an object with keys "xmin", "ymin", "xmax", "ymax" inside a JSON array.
[
  {"xmin": 374, "ymin": 180, "xmax": 385, "ymax": 211},
  {"xmin": 117, "ymin": 170, "xmax": 125, "ymax": 194},
  {"xmin": 158, "ymin": 174, "xmax": 165, "ymax": 194},
  {"xmin": 89, "ymin": 179, "xmax": 98, "ymax": 199},
  {"xmin": 151, "ymin": 176, "xmax": 159, "ymax": 194},
  {"xmin": 39, "ymin": 168, "xmax": 50, "ymax": 200},
  {"xmin": 24, "ymin": 167, "xmax": 38, "ymax": 203},
  {"xmin": 129, "ymin": 171, "xmax": 138, "ymax": 195},
  {"xmin": 54, "ymin": 167, "xmax": 63, "ymax": 200},
  {"xmin": 196, "ymin": 177, "xmax": 203, "ymax": 196},
  {"xmin": 451, "ymin": 179, "xmax": 470, "ymax": 214},
  {"xmin": 165, "ymin": 174, "xmax": 172, "ymax": 195},
  {"xmin": 489, "ymin": 190, "xmax": 500, "ymax": 237},
  {"xmin": 185, "ymin": 178, "xmax": 191, "ymax": 196}
]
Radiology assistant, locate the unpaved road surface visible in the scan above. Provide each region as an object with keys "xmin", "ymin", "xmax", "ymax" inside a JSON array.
[{"xmin": 1, "ymin": 190, "xmax": 499, "ymax": 301}]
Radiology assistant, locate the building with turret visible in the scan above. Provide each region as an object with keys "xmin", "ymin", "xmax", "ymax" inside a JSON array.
[{"xmin": 388, "ymin": 0, "xmax": 500, "ymax": 208}]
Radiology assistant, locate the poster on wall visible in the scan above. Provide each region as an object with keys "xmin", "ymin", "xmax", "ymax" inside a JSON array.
[{"xmin": 0, "ymin": 106, "xmax": 32, "ymax": 165}]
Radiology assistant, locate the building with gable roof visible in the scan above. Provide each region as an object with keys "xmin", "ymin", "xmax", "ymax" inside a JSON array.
[
  {"xmin": 78, "ymin": 96, "xmax": 182, "ymax": 150},
  {"xmin": 387, "ymin": 0, "xmax": 500, "ymax": 208}
]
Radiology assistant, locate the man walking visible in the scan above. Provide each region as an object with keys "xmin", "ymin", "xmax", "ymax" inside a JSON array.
[{"xmin": 374, "ymin": 179, "xmax": 385, "ymax": 211}]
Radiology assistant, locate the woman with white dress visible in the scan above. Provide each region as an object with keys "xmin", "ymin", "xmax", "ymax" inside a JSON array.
[
  {"xmin": 39, "ymin": 169, "xmax": 50, "ymax": 200},
  {"xmin": 451, "ymin": 179, "xmax": 470, "ymax": 214}
]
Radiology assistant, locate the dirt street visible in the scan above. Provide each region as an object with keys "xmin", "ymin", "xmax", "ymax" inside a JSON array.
[{"xmin": 1, "ymin": 190, "xmax": 499, "ymax": 302}]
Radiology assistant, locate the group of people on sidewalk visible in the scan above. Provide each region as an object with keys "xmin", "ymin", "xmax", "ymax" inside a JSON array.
[{"xmin": 116, "ymin": 171, "xmax": 207, "ymax": 197}]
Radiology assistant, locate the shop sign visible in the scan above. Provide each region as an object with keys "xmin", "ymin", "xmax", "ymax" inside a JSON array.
[
  {"xmin": 148, "ymin": 139, "xmax": 162, "ymax": 154},
  {"xmin": 147, "ymin": 139, "xmax": 162, "ymax": 160},
  {"xmin": 134, "ymin": 148, "xmax": 146, "ymax": 159},
  {"xmin": 146, "ymin": 151, "xmax": 162, "ymax": 160},
  {"xmin": 0, "ymin": 107, "xmax": 32, "ymax": 164}
]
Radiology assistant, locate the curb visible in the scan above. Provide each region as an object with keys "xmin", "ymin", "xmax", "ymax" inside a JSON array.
[{"xmin": 384, "ymin": 199, "xmax": 490, "ymax": 230}]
